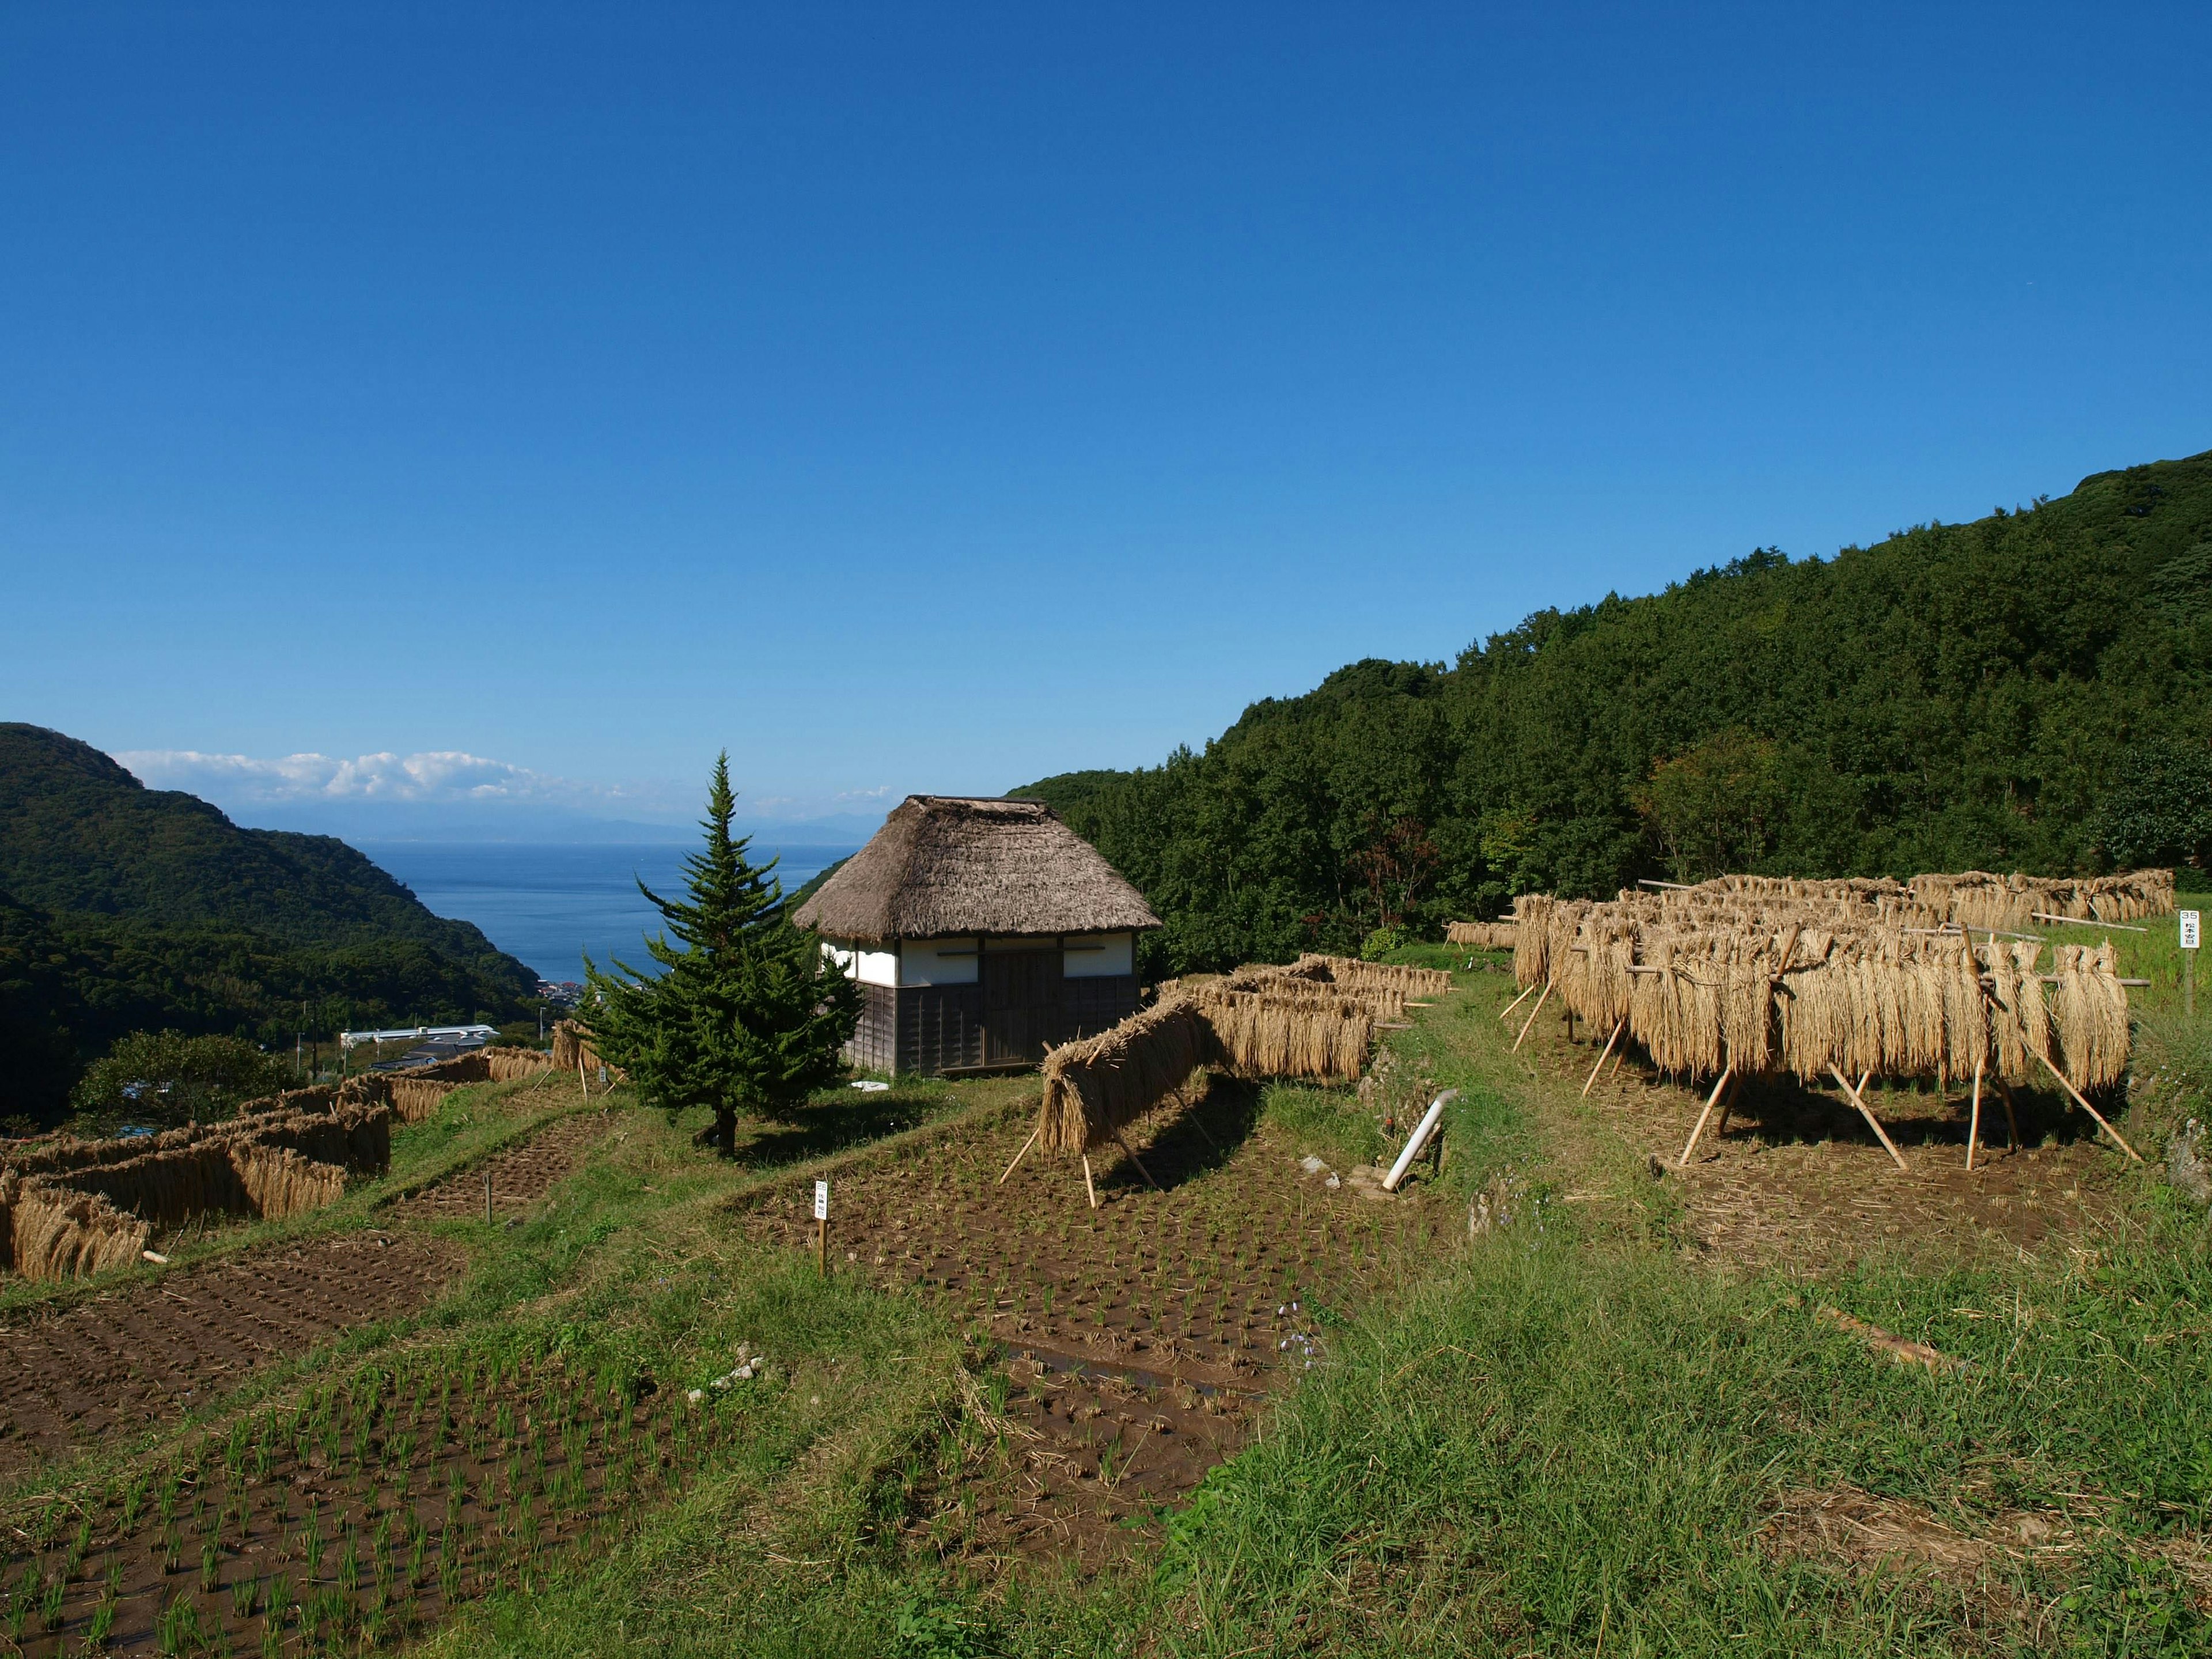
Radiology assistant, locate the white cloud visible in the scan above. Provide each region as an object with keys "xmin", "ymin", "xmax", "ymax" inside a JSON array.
[{"xmin": 114, "ymin": 748, "xmax": 620, "ymax": 808}]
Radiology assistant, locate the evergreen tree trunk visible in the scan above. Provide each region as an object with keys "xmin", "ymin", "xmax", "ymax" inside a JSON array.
[{"xmin": 714, "ymin": 1103, "xmax": 736, "ymax": 1158}]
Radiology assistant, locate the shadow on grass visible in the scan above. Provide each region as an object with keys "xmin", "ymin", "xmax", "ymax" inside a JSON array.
[
  {"xmin": 1681, "ymin": 1070, "xmax": 2108, "ymax": 1154},
  {"xmin": 732, "ymin": 1085, "xmax": 973, "ymax": 1171}
]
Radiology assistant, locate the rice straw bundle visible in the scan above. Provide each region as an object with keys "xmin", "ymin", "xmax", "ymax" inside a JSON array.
[
  {"xmin": 1446, "ymin": 920, "xmax": 1518, "ymax": 949},
  {"xmin": 1188, "ymin": 987, "xmax": 1372, "ymax": 1084},
  {"xmin": 388, "ymin": 1078, "xmax": 458, "ymax": 1123},
  {"xmin": 484, "ymin": 1046, "xmax": 558, "ymax": 1082},
  {"xmin": 2050, "ymin": 941, "xmax": 2130, "ymax": 1090},
  {"xmin": 1216, "ymin": 964, "xmax": 1406, "ymax": 1022},
  {"xmin": 1290, "ymin": 954, "xmax": 1455, "ymax": 999},
  {"xmin": 1038, "ymin": 995, "xmax": 1212, "ymax": 1156},
  {"xmin": 1, "ymin": 1096, "xmax": 392, "ymax": 1280},
  {"xmin": 0, "ymin": 1172, "xmax": 150, "ymax": 1280}
]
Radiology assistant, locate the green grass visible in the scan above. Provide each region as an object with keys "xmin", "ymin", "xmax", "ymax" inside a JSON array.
[{"xmin": 14, "ymin": 957, "xmax": 2212, "ymax": 1656}]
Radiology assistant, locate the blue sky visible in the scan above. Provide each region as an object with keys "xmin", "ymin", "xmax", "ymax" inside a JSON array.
[{"xmin": 5, "ymin": 2, "xmax": 2207, "ymax": 835}]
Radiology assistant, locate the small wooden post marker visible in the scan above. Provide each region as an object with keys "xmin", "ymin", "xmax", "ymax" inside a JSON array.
[
  {"xmin": 483, "ymin": 1169, "xmax": 493, "ymax": 1224},
  {"xmin": 814, "ymin": 1179, "xmax": 830, "ymax": 1276},
  {"xmin": 2183, "ymin": 910, "xmax": 2200, "ymax": 1019}
]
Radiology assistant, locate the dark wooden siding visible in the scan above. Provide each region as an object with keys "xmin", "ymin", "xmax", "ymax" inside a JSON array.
[
  {"xmin": 843, "ymin": 982, "xmax": 897, "ymax": 1073},
  {"xmin": 896, "ymin": 983, "xmax": 986, "ymax": 1074},
  {"xmin": 983, "ymin": 949, "xmax": 1064, "ymax": 1064},
  {"xmin": 1061, "ymin": 974, "xmax": 1140, "ymax": 1041}
]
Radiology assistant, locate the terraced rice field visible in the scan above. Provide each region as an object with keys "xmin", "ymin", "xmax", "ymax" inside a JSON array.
[{"xmin": 742, "ymin": 1081, "xmax": 1452, "ymax": 1569}]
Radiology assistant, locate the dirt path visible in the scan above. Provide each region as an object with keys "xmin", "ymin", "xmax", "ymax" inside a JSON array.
[
  {"xmin": 743, "ymin": 1080, "xmax": 1449, "ymax": 1571},
  {"xmin": 0, "ymin": 1233, "xmax": 459, "ymax": 1476},
  {"xmin": 391, "ymin": 1111, "xmax": 621, "ymax": 1219}
]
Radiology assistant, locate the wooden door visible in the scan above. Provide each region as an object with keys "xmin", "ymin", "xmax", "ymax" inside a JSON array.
[{"xmin": 982, "ymin": 949, "xmax": 1064, "ymax": 1063}]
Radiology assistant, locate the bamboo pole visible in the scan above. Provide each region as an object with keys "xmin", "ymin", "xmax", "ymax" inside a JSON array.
[
  {"xmin": 2032, "ymin": 911, "xmax": 2147, "ymax": 933},
  {"xmin": 1965, "ymin": 1058, "xmax": 1984, "ymax": 1171},
  {"xmin": 1499, "ymin": 981, "xmax": 1538, "ymax": 1023},
  {"xmin": 997, "ymin": 1123, "xmax": 1041, "ymax": 1185},
  {"xmin": 2032, "ymin": 1050, "xmax": 2142, "ymax": 1162},
  {"xmin": 1581, "ymin": 1020, "xmax": 1625, "ymax": 1098},
  {"xmin": 1677, "ymin": 1067, "xmax": 1734, "ymax": 1168},
  {"xmin": 1714, "ymin": 1072, "xmax": 1741, "ymax": 1141},
  {"xmin": 1082, "ymin": 1155, "xmax": 1099, "ymax": 1209},
  {"xmin": 1512, "ymin": 982, "xmax": 1553, "ymax": 1052},
  {"xmin": 1828, "ymin": 1067, "xmax": 1909, "ymax": 1172},
  {"xmin": 1113, "ymin": 1130, "xmax": 1164, "ymax": 1192}
]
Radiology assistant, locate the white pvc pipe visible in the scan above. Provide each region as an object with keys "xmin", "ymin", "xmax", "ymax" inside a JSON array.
[{"xmin": 1383, "ymin": 1089, "xmax": 1459, "ymax": 1191}]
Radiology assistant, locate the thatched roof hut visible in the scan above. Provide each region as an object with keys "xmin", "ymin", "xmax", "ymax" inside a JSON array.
[{"xmin": 796, "ymin": 796, "xmax": 1161, "ymax": 1075}]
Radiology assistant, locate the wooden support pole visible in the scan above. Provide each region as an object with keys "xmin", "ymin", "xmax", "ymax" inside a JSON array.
[
  {"xmin": 1828, "ymin": 1067, "xmax": 1909, "ymax": 1172},
  {"xmin": 1499, "ymin": 981, "xmax": 1538, "ymax": 1023},
  {"xmin": 1991, "ymin": 1075, "xmax": 2022, "ymax": 1150},
  {"xmin": 1512, "ymin": 982, "xmax": 1553, "ymax": 1052},
  {"xmin": 997, "ymin": 1123, "xmax": 1041, "ymax": 1185},
  {"xmin": 1082, "ymin": 1155, "xmax": 1099, "ymax": 1210},
  {"xmin": 483, "ymin": 1168, "xmax": 493, "ymax": 1224},
  {"xmin": 579, "ymin": 1055, "xmax": 589, "ymax": 1101},
  {"xmin": 1113, "ymin": 1131, "xmax": 1164, "ymax": 1192},
  {"xmin": 1677, "ymin": 1067, "xmax": 1734, "ymax": 1168},
  {"xmin": 1965, "ymin": 1058, "xmax": 1984, "ymax": 1171},
  {"xmin": 2031, "ymin": 1050, "xmax": 2142, "ymax": 1162},
  {"xmin": 1713, "ymin": 1071, "xmax": 1741, "ymax": 1140},
  {"xmin": 1582, "ymin": 1021, "xmax": 1625, "ymax": 1099},
  {"xmin": 2032, "ymin": 911, "xmax": 2147, "ymax": 933},
  {"xmin": 1610, "ymin": 1042, "xmax": 1627, "ymax": 1077}
]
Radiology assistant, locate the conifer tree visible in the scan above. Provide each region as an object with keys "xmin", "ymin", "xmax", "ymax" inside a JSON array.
[{"xmin": 581, "ymin": 753, "xmax": 861, "ymax": 1157}]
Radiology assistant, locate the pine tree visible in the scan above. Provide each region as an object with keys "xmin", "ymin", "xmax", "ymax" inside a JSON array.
[{"xmin": 581, "ymin": 753, "xmax": 861, "ymax": 1157}]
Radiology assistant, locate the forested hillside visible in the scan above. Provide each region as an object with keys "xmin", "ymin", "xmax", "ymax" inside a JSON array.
[
  {"xmin": 0, "ymin": 725, "xmax": 538, "ymax": 1123},
  {"xmin": 1018, "ymin": 450, "xmax": 2212, "ymax": 971}
]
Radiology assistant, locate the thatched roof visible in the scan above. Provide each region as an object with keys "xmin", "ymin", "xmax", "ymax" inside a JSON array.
[{"xmin": 792, "ymin": 796, "xmax": 1161, "ymax": 945}]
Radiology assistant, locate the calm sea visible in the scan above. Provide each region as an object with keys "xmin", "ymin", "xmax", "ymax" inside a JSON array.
[{"xmin": 358, "ymin": 842, "xmax": 858, "ymax": 984}]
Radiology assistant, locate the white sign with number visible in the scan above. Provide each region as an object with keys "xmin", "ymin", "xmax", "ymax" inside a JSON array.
[
  {"xmin": 2184, "ymin": 910, "xmax": 2202, "ymax": 951},
  {"xmin": 813, "ymin": 1179, "xmax": 830, "ymax": 1221}
]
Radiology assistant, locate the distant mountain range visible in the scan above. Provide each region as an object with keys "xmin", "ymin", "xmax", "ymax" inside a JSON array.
[{"xmin": 0, "ymin": 724, "xmax": 541, "ymax": 1124}]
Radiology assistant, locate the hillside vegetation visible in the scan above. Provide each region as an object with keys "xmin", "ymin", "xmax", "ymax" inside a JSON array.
[
  {"xmin": 1019, "ymin": 450, "xmax": 2212, "ymax": 971},
  {"xmin": 0, "ymin": 725, "xmax": 537, "ymax": 1122}
]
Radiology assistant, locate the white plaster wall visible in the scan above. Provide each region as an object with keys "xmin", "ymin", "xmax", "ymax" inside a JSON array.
[
  {"xmin": 1063, "ymin": 931, "xmax": 1134, "ymax": 978},
  {"xmin": 900, "ymin": 937, "xmax": 980, "ymax": 986},
  {"xmin": 821, "ymin": 941, "xmax": 899, "ymax": 987}
]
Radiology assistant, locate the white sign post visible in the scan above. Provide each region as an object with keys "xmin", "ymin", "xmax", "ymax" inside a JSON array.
[
  {"xmin": 2184, "ymin": 911, "xmax": 2201, "ymax": 1018},
  {"xmin": 813, "ymin": 1180, "xmax": 830, "ymax": 1275}
]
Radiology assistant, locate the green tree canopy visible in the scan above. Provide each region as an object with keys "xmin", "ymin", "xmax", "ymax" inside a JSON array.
[
  {"xmin": 581, "ymin": 755, "xmax": 861, "ymax": 1157},
  {"xmin": 69, "ymin": 1030, "xmax": 290, "ymax": 1131},
  {"xmin": 1016, "ymin": 451, "xmax": 2212, "ymax": 970}
]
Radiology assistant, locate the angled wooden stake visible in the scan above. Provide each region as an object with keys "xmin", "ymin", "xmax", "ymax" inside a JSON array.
[
  {"xmin": 2032, "ymin": 1050, "xmax": 2142, "ymax": 1162},
  {"xmin": 1829, "ymin": 1066, "xmax": 1909, "ymax": 1171},
  {"xmin": 1082, "ymin": 1155, "xmax": 1099, "ymax": 1209},
  {"xmin": 998, "ymin": 1123, "xmax": 1041, "ymax": 1185},
  {"xmin": 1677, "ymin": 1067, "xmax": 1734, "ymax": 1167},
  {"xmin": 1499, "ymin": 981, "xmax": 1538, "ymax": 1023},
  {"xmin": 1965, "ymin": 1058, "xmax": 1984, "ymax": 1171},
  {"xmin": 1713, "ymin": 1071, "xmax": 1741, "ymax": 1140},
  {"xmin": 1582, "ymin": 1021, "xmax": 1625, "ymax": 1098},
  {"xmin": 1991, "ymin": 1075, "xmax": 2022, "ymax": 1150},
  {"xmin": 1512, "ymin": 982, "xmax": 1553, "ymax": 1052},
  {"xmin": 1113, "ymin": 1130, "xmax": 1164, "ymax": 1191}
]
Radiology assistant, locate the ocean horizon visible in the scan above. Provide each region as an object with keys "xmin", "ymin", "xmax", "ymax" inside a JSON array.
[{"xmin": 358, "ymin": 840, "xmax": 859, "ymax": 985}]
